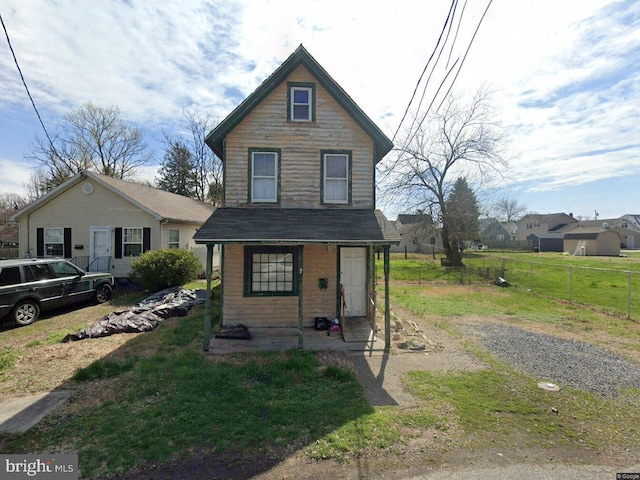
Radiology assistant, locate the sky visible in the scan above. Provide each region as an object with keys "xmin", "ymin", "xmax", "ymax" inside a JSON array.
[{"xmin": 0, "ymin": 0, "xmax": 638, "ymax": 221}]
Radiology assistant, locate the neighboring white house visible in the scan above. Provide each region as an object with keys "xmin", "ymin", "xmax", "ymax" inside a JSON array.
[{"xmin": 10, "ymin": 170, "xmax": 218, "ymax": 279}]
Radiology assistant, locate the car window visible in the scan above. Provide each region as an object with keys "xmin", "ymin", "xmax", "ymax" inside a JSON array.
[
  {"xmin": 50, "ymin": 261, "xmax": 81, "ymax": 277},
  {"xmin": 25, "ymin": 264, "xmax": 56, "ymax": 281},
  {"xmin": 0, "ymin": 267, "xmax": 22, "ymax": 286}
]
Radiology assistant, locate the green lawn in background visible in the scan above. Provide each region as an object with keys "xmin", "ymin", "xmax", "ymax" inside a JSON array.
[{"xmin": 377, "ymin": 252, "xmax": 640, "ymax": 319}]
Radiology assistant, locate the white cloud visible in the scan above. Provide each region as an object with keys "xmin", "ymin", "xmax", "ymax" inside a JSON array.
[{"xmin": 0, "ymin": 0, "xmax": 638, "ymax": 218}]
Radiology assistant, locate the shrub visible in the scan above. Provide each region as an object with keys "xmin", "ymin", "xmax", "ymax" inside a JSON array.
[{"xmin": 130, "ymin": 248, "xmax": 201, "ymax": 292}]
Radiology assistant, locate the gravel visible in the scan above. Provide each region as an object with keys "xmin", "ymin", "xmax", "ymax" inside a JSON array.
[{"xmin": 459, "ymin": 323, "xmax": 640, "ymax": 397}]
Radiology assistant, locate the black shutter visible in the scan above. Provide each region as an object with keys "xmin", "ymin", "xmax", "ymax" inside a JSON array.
[
  {"xmin": 63, "ymin": 228, "xmax": 72, "ymax": 258},
  {"xmin": 143, "ymin": 228, "xmax": 151, "ymax": 253},
  {"xmin": 36, "ymin": 228, "xmax": 44, "ymax": 258},
  {"xmin": 115, "ymin": 228, "xmax": 123, "ymax": 258}
]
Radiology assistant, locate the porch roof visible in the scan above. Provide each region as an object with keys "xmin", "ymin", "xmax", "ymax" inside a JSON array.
[{"xmin": 193, "ymin": 208, "xmax": 401, "ymax": 245}]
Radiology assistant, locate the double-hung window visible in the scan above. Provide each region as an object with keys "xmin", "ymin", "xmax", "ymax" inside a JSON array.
[
  {"xmin": 250, "ymin": 149, "xmax": 279, "ymax": 203},
  {"xmin": 288, "ymin": 83, "xmax": 314, "ymax": 122},
  {"xmin": 168, "ymin": 229, "xmax": 180, "ymax": 249},
  {"xmin": 44, "ymin": 228, "xmax": 64, "ymax": 257},
  {"xmin": 322, "ymin": 152, "xmax": 350, "ymax": 204},
  {"xmin": 244, "ymin": 246, "xmax": 298, "ymax": 296},
  {"xmin": 123, "ymin": 228, "xmax": 143, "ymax": 257}
]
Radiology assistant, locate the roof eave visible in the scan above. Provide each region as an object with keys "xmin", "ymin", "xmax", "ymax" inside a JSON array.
[
  {"xmin": 194, "ymin": 238, "xmax": 400, "ymax": 245},
  {"xmin": 204, "ymin": 45, "xmax": 393, "ymax": 162}
]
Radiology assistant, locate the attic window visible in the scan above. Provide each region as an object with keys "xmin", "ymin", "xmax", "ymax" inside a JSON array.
[{"xmin": 288, "ymin": 83, "xmax": 315, "ymax": 122}]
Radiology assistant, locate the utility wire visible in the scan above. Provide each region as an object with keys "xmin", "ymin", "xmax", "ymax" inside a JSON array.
[
  {"xmin": 391, "ymin": 0, "xmax": 458, "ymax": 143},
  {"xmin": 0, "ymin": 12, "xmax": 59, "ymax": 157},
  {"xmin": 436, "ymin": 0, "xmax": 493, "ymax": 113},
  {"xmin": 398, "ymin": 0, "xmax": 493, "ymax": 154},
  {"xmin": 403, "ymin": 0, "xmax": 461, "ymax": 145}
]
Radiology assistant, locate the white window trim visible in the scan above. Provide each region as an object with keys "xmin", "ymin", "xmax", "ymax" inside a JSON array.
[
  {"xmin": 290, "ymin": 86, "xmax": 312, "ymax": 122},
  {"xmin": 323, "ymin": 153, "xmax": 349, "ymax": 204},
  {"xmin": 168, "ymin": 229, "xmax": 180, "ymax": 249},
  {"xmin": 123, "ymin": 227, "xmax": 143, "ymax": 257},
  {"xmin": 251, "ymin": 151, "xmax": 278, "ymax": 203},
  {"xmin": 44, "ymin": 227, "xmax": 64, "ymax": 257}
]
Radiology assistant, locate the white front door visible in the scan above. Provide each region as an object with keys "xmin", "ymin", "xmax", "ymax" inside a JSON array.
[
  {"xmin": 90, "ymin": 227, "xmax": 111, "ymax": 272},
  {"xmin": 340, "ymin": 247, "xmax": 366, "ymax": 316}
]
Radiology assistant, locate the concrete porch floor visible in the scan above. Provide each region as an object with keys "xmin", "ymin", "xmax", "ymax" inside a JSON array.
[{"xmin": 206, "ymin": 318, "xmax": 383, "ymax": 354}]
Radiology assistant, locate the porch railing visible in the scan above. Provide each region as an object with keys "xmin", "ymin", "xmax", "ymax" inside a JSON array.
[{"xmin": 71, "ymin": 256, "xmax": 111, "ymax": 273}]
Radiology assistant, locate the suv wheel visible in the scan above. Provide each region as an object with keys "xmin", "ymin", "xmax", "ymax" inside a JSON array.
[
  {"xmin": 95, "ymin": 284, "xmax": 113, "ymax": 303},
  {"xmin": 13, "ymin": 300, "xmax": 40, "ymax": 326}
]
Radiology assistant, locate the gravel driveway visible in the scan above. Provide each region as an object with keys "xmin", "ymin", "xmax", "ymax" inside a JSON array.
[{"xmin": 458, "ymin": 322, "xmax": 640, "ymax": 397}]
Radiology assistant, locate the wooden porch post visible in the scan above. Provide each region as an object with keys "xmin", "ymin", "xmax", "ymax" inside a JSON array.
[
  {"xmin": 384, "ymin": 244, "xmax": 391, "ymax": 350},
  {"xmin": 203, "ymin": 243, "xmax": 213, "ymax": 351},
  {"xmin": 298, "ymin": 245, "xmax": 304, "ymax": 349}
]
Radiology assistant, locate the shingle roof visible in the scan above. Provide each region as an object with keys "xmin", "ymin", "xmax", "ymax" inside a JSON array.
[
  {"xmin": 205, "ymin": 45, "xmax": 393, "ymax": 163},
  {"xmin": 564, "ymin": 228, "xmax": 620, "ymax": 240},
  {"xmin": 94, "ymin": 172, "xmax": 214, "ymax": 223},
  {"xmin": 11, "ymin": 171, "xmax": 215, "ymax": 224},
  {"xmin": 193, "ymin": 208, "xmax": 400, "ymax": 244}
]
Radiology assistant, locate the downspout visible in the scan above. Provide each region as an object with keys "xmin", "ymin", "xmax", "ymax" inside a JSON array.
[{"xmin": 25, "ymin": 213, "xmax": 31, "ymax": 258}]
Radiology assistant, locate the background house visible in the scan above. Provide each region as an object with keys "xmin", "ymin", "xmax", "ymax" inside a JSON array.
[
  {"xmin": 10, "ymin": 171, "xmax": 217, "ymax": 279},
  {"xmin": 194, "ymin": 45, "xmax": 399, "ymax": 349},
  {"xmin": 516, "ymin": 213, "xmax": 577, "ymax": 241},
  {"xmin": 391, "ymin": 214, "xmax": 441, "ymax": 254}
]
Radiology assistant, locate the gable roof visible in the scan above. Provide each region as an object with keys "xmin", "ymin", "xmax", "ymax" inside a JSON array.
[
  {"xmin": 10, "ymin": 171, "xmax": 215, "ymax": 224},
  {"xmin": 519, "ymin": 212, "xmax": 575, "ymax": 223},
  {"xmin": 193, "ymin": 207, "xmax": 400, "ymax": 244},
  {"xmin": 205, "ymin": 45, "xmax": 393, "ymax": 163},
  {"xmin": 564, "ymin": 228, "xmax": 621, "ymax": 240}
]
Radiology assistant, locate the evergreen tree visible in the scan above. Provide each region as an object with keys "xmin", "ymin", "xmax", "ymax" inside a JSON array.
[
  {"xmin": 156, "ymin": 141, "xmax": 197, "ymax": 197},
  {"xmin": 442, "ymin": 178, "xmax": 480, "ymax": 265}
]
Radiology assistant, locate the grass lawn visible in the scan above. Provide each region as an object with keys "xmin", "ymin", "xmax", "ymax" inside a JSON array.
[
  {"xmin": 0, "ymin": 284, "xmax": 396, "ymax": 478},
  {"xmin": 2, "ymin": 271, "xmax": 640, "ymax": 477},
  {"xmin": 379, "ymin": 251, "xmax": 640, "ymax": 319}
]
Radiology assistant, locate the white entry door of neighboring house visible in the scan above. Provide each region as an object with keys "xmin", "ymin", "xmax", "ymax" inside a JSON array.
[
  {"xmin": 340, "ymin": 247, "xmax": 367, "ymax": 316},
  {"xmin": 90, "ymin": 227, "xmax": 111, "ymax": 272},
  {"xmin": 628, "ymin": 235, "xmax": 635, "ymax": 249}
]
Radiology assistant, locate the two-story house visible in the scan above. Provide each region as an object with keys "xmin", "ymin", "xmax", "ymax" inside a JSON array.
[
  {"xmin": 194, "ymin": 46, "xmax": 400, "ymax": 349},
  {"xmin": 515, "ymin": 213, "xmax": 577, "ymax": 242}
]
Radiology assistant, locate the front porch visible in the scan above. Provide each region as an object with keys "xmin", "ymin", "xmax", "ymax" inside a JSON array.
[{"xmin": 206, "ymin": 317, "xmax": 382, "ymax": 353}]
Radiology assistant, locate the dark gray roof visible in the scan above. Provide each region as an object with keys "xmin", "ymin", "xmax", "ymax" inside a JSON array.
[
  {"xmin": 526, "ymin": 233, "xmax": 564, "ymax": 240},
  {"xmin": 565, "ymin": 229, "xmax": 620, "ymax": 240},
  {"xmin": 194, "ymin": 208, "xmax": 400, "ymax": 244}
]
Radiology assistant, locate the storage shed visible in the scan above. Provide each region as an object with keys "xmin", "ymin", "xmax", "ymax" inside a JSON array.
[
  {"xmin": 563, "ymin": 228, "xmax": 621, "ymax": 256},
  {"xmin": 526, "ymin": 233, "xmax": 564, "ymax": 252}
]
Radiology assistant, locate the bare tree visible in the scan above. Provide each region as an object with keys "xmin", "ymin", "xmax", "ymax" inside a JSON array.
[
  {"xmin": 182, "ymin": 109, "xmax": 222, "ymax": 205},
  {"xmin": 380, "ymin": 88, "xmax": 509, "ymax": 266},
  {"xmin": 494, "ymin": 195, "xmax": 527, "ymax": 222},
  {"xmin": 27, "ymin": 102, "xmax": 152, "ymax": 190},
  {"xmin": 24, "ymin": 168, "xmax": 51, "ymax": 202},
  {"xmin": 160, "ymin": 110, "xmax": 222, "ymax": 205}
]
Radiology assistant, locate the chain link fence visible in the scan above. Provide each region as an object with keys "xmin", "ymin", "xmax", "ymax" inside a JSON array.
[{"xmin": 383, "ymin": 255, "xmax": 640, "ymax": 320}]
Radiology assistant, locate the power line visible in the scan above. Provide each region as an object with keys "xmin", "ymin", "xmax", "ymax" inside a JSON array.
[
  {"xmin": 0, "ymin": 12, "xmax": 58, "ymax": 156},
  {"xmin": 395, "ymin": 0, "xmax": 494, "ymax": 154},
  {"xmin": 435, "ymin": 0, "xmax": 493, "ymax": 113},
  {"xmin": 391, "ymin": 0, "xmax": 458, "ymax": 144}
]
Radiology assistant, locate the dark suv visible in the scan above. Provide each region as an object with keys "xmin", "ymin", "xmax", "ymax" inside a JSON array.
[{"xmin": 0, "ymin": 258, "xmax": 114, "ymax": 326}]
